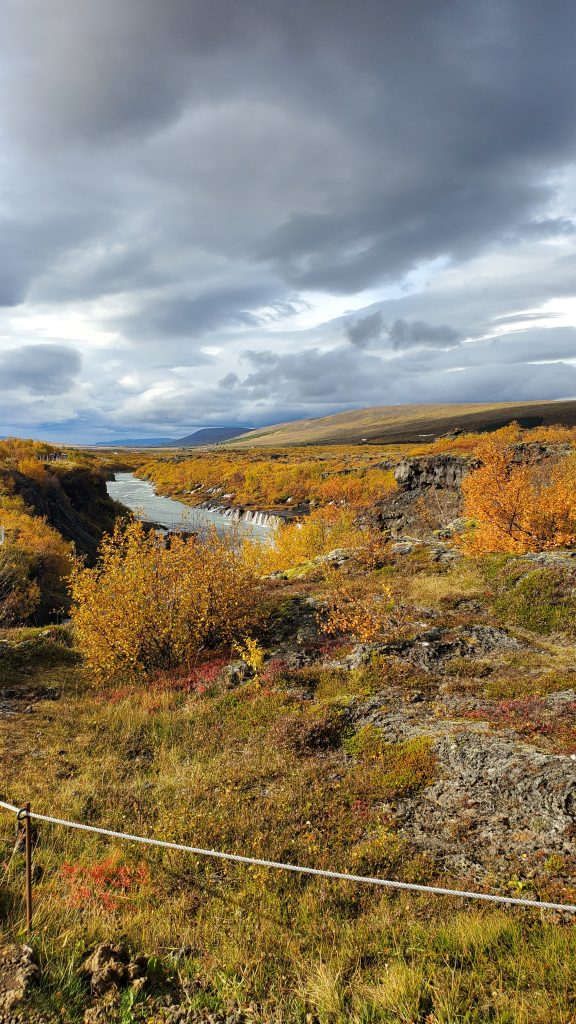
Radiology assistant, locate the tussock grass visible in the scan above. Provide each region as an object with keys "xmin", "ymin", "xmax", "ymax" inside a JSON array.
[{"xmin": 408, "ymin": 563, "xmax": 486, "ymax": 608}]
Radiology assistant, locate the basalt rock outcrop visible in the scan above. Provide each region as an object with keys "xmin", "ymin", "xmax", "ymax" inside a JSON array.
[
  {"xmin": 348, "ymin": 677, "xmax": 576, "ymax": 882},
  {"xmin": 357, "ymin": 454, "xmax": 473, "ymax": 540},
  {"xmin": 394, "ymin": 454, "xmax": 474, "ymax": 492}
]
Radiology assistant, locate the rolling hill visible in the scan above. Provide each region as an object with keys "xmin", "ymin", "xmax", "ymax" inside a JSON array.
[
  {"xmin": 228, "ymin": 400, "xmax": 576, "ymax": 447},
  {"xmin": 164, "ymin": 426, "xmax": 251, "ymax": 446},
  {"xmin": 93, "ymin": 427, "xmax": 250, "ymax": 448}
]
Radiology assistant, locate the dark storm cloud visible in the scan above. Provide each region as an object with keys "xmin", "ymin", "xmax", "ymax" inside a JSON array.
[
  {"xmin": 1, "ymin": 0, "xmax": 576, "ymax": 435},
  {"xmin": 0, "ymin": 344, "xmax": 82, "ymax": 394},
  {"xmin": 3, "ymin": 0, "xmax": 576, "ymax": 304}
]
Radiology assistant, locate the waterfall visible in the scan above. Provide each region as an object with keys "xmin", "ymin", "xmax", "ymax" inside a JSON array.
[
  {"xmin": 196, "ymin": 493, "xmax": 286, "ymax": 528},
  {"xmin": 207, "ymin": 504, "xmax": 283, "ymax": 528}
]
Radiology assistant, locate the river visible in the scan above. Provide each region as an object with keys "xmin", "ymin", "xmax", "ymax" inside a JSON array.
[{"xmin": 106, "ymin": 472, "xmax": 270, "ymax": 539}]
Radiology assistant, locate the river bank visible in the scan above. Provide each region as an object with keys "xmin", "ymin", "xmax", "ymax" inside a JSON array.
[{"xmin": 106, "ymin": 471, "xmax": 275, "ymax": 537}]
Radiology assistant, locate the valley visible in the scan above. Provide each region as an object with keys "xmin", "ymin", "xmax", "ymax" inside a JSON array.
[{"xmin": 1, "ymin": 423, "xmax": 576, "ymax": 1022}]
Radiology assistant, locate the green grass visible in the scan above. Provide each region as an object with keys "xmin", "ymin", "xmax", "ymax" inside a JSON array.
[
  {"xmin": 0, "ymin": 624, "xmax": 79, "ymax": 684},
  {"xmin": 1, "ymin": 656, "xmax": 575, "ymax": 1022},
  {"xmin": 493, "ymin": 566, "xmax": 576, "ymax": 636}
]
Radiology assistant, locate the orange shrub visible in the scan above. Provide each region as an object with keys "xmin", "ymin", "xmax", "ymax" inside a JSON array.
[
  {"xmin": 461, "ymin": 441, "xmax": 576, "ymax": 554},
  {"xmin": 320, "ymin": 580, "xmax": 406, "ymax": 643},
  {"xmin": 245, "ymin": 506, "xmax": 369, "ymax": 574}
]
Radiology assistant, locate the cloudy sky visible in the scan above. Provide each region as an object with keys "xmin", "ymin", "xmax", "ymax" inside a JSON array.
[{"xmin": 1, "ymin": 0, "xmax": 576, "ymax": 441}]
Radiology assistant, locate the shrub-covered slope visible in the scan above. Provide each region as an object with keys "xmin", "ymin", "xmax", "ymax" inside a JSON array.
[{"xmin": 2, "ymin": 426, "xmax": 576, "ymax": 1021}]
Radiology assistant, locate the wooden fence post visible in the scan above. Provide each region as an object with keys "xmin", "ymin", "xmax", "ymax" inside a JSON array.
[{"xmin": 24, "ymin": 802, "xmax": 33, "ymax": 934}]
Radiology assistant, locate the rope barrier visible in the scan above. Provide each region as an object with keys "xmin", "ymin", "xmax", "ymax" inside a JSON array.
[
  {"xmin": 1, "ymin": 798, "xmax": 574, "ymax": 913},
  {"xmin": 0, "ymin": 800, "xmax": 19, "ymax": 814}
]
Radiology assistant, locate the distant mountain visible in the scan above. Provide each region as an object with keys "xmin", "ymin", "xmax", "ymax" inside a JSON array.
[
  {"xmin": 91, "ymin": 427, "xmax": 252, "ymax": 448},
  {"xmin": 94, "ymin": 437, "xmax": 176, "ymax": 447},
  {"xmin": 165, "ymin": 426, "xmax": 251, "ymax": 446}
]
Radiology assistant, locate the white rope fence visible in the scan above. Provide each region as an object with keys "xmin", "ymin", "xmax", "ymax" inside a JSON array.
[{"xmin": 1, "ymin": 798, "xmax": 575, "ymax": 913}]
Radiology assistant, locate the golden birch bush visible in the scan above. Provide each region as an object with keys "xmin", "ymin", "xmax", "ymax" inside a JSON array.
[
  {"xmin": 0, "ymin": 545, "xmax": 40, "ymax": 625},
  {"xmin": 245, "ymin": 506, "xmax": 368, "ymax": 574},
  {"xmin": 0, "ymin": 483, "xmax": 74, "ymax": 621},
  {"xmin": 70, "ymin": 520, "xmax": 261, "ymax": 679},
  {"xmin": 461, "ymin": 441, "xmax": 576, "ymax": 554},
  {"xmin": 321, "ymin": 580, "xmax": 407, "ymax": 643}
]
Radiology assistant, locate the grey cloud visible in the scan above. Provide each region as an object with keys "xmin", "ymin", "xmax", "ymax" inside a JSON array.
[
  {"xmin": 0, "ymin": 344, "xmax": 82, "ymax": 394},
  {"xmin": 344, "ymin": 313, "xmax": 461, "ymax": 351},
  {"xmin": 118, "ymin": 286, "xmax": 298, "ymax": 341},
  {"xmin": 2, "ymin": 0, "xmax": 576, "ymax": 307},
  {"xmin": 1, "ymin": 1, "xmax": 576, "ymax": 437},
  {"xmin": 388, "ymin": 319, "xmax": 461, "ymax": 351},
  {"xmin": 233, "ymin": 339, "xmax": 576, "ymax": 411},
  {"xmin": 345, "ymin": 312, "xmax": 384, "ymax": 348}
]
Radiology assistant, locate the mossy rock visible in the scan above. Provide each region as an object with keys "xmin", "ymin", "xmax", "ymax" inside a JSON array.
[{"xmin": 494, "ymin": 565, "xmax": 576, "ymax": 635}]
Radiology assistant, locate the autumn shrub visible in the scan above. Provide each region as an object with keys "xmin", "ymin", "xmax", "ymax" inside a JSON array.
[
  {"xmin": 320, "ymin": 579, "xmax": 409, "ymax": 644},
  {"xmin": 16, "ymin": 455, "xmax": 50, "ymax": 484},
  {"xmin": 460, "ymin": 438, "xmax": 576, "ymax": 554},
  {"xmin": 0, "ymin": 482, "xmax": 74, "ymax": 620},
  {"xmin": 61, "ymin": 855, "xmax": 150, "ymax": 913},
  {"xmin": 246, "ymin": 506, "xmax": 368, "ymax": 574},
  {"xmin": 70, "ymin": 520, "xmax": 261, "ymax": 679}
]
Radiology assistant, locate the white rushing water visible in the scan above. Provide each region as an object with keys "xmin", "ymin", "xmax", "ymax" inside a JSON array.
[{"xmin": 106, "ymin": 472, "xmax": 272, "ymax": 539}]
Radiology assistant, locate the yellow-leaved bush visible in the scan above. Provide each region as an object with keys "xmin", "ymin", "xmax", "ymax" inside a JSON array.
[
  {"xmin": 321, "ymin": 580, "xmax": 407, "ymax": 643},
  {"xmin": 460, "ymin": 440, "xmax": 576, "ymax": 554},
  {"xmin": 244, "ymin": 506, "xmax": 370, "ymax": 575},
  {"xmin": 70, "ymin": 520, "xmax": 261, "ymax": 680}
]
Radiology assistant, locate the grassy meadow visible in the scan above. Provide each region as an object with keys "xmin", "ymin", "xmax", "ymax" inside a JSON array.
[{"xmin": 2, "ymin": 426, "xmax": 576, "ymax": 1020}]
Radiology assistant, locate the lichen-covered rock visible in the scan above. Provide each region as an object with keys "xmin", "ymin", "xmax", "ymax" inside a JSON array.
[
  {"xmin": 0, "ymin": 944, "xmax": 38, "ymax": 1015},
  {"xmin": 353, "ymin": 688, "xmax": 576, "ymax": 880},
  {"xmin": 397, "ymin": 728, "xmax": 576, "ymax": 878},
  {"xmin": 81, "ymin": 943, "xmax": 147, "ymax": 997},
  {"xmin": 327, "ymin": 625, "xmax": 523, "ymax": 674}
]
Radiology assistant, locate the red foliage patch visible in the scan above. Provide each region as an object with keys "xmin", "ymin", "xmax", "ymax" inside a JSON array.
[
  {"xmin": 61, "ymin": 856, "xmax": 150, "ymax": 913},
  {"xmin": 464, "ymin": 696, "xmax": 576, "ymax": 752}
]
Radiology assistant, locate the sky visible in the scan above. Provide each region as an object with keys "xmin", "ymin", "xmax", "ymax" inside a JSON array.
[{"xmin": 1, "ymin": 0, "xmax": 576, "ymax": 442}]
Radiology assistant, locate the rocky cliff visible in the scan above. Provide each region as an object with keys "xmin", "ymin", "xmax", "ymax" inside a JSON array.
[
  {"xmin": 394, "ymin": 454, "xmax": 474, "ymax": 491},
  {"xmin": 10, "ymin": 465, "xmax": 125, "ymax": 562}
]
